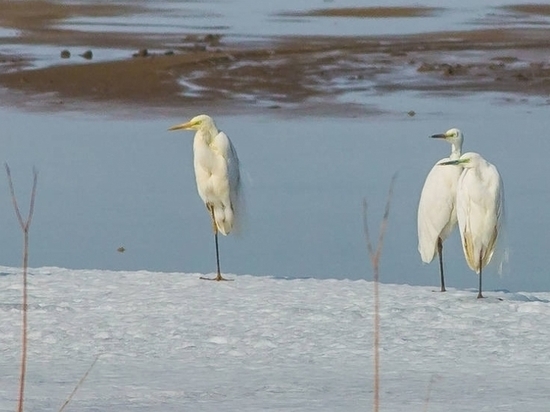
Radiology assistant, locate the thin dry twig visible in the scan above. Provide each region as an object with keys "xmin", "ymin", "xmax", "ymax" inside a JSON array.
[
  {"xmin": 58, "ymin": 355, "xmax": 101, "ymax": 412},
  {"xmin": 6, "ymin": 163, "xmax": 39, "ymax": 412},
  {"xmin": 362, "ymin": 174, "xmax": 397, "ymax": 412},
  {"xmin": 423, "ymin": 374, "xmax": 442, "ymax": 412}
]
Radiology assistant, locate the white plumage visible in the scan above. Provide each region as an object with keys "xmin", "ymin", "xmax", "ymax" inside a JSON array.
[
  {"xmin": 417, "ymin": 128, "xmax": 464, "ymax": 292},
  {"xmin": 169, "ymin": 114, "xmax": 241, "ymax": 281},
  {"xmin": 439, "ymin": 152, "xmax": 503, "ymax": 298}
]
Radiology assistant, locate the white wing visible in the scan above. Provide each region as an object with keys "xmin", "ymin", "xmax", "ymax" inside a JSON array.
[
  {"xmin": 417, "ymin": 159, "xmax": 462, "ymax": 263},
  {"xmin": 213, "ymin": 131, "xmax": 241, "ymax": 234},
  {"xmin": 456, "ymin": 161, "xmax": 502, "ymax": 272},
  {"xmin": 493, "ymin": 174, "xmax": 507, "ymax": 275},
  {"xmin": 225, "ymin": 133, "xmax": 242, "ymax": 226}
]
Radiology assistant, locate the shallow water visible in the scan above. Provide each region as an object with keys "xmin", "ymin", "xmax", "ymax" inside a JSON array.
[
  {"xmin": 57, "ymin": 0, "xmax": 550, "ymax": 39},
  {"xmin": 0, "ymin": 0, "xmax": 549, "ymax": 292},
  {"xmin": 0, "ymin": 91, "xmax": 549, "ymax": 293},
  {"xmin": 3, "ymin": 0, "xmax": 550, "ymax": 71}
]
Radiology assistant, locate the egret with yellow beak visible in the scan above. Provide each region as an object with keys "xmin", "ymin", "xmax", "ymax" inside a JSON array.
[
  {"xmin": 168, "ymin": 114, "xmax": 241, "ymax": 281},
  {"xmin": 417, "ymin": 128, "xmax": 464, "ymax": 292},
  {"xmin": 439, "ymin": 152, "xmax": 503, "ymax": 298}
]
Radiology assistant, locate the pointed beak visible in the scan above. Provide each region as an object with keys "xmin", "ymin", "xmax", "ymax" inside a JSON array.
[
  {"xmin": 438, "ymin": 159, "xmax": 460, "ymax": 166},
  {"xmin": 168, "ymin": 121, "xmax": 194, "ymax": 131},
  {"xmin": 430, "ymin": 133, "xmax": 447, "ymax": 139}
]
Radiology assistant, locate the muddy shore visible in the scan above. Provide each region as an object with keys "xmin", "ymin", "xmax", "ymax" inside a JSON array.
[{"xmin": 0, "ymin": 1, "xmax": 549, "ymax": 115}]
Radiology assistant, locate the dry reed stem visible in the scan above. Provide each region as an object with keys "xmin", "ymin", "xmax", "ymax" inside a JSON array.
[
  {"xmin": 5, "ymin": 164, "xmax": 39, "ymax": 412},
  {"xmin": 423, "ymin": 374, "xmax": 442, "ymax": 412},
  {"xmin": 58, "ymin": 355, "xmax": 100, "ymax": 412},
  {"xmin": 362, "ymin": 174, "xmax": 397, "ymax": 412}
]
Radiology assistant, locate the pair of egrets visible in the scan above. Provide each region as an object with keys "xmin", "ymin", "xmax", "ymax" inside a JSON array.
[{"xmin": 418, "ymin": 128, "xmax": 504, "ymax": 298}]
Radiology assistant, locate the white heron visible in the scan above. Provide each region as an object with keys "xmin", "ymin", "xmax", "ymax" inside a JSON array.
[
  {"xmin": 168, "ymin": 114, "xmax": 241, "ymax": 281},
  {"xmin": 417, "ymin": 128, "xmax": 464, "ymax": 292},
  {"xmin": 439, "ymin": 152, "xmax": 503, "ymax": 299}
]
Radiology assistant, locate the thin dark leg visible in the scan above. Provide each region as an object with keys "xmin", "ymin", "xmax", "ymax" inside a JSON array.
[
  {"xmin": 199, "ymin": 205, "xmax": 230, "ymax": 281},
  {"xmin": 213, "ymin": 229, "xmax": 223, "ymax": 281},
  {"xmin": 477, "ymin": 254, "xmax": 484, "ymax": 299},
  {"xmin": 437, "ymin": 237, "xmax": 446, "ymax": 292}
]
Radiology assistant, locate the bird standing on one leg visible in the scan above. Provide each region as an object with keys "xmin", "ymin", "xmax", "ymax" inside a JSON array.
[
  {"xmin": 168, "ymin": 114, "xmax": 241, "ymax": 281},
  {"xmin": 439, "ymin": 152, "xmax": 503, "ymax": 298},
  {"xmin": 417, "ymin": 128, "xmax": 464, "ymax": 292}
]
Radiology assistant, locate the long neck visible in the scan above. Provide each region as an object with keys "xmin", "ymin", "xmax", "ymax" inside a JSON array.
[
  {"xmin": 449, "ymin": 139, "xmax": 462, "ymax": 160},
  {"xmin": 197, "ymin": 124, "xmax": 218, "ymax": 145}
]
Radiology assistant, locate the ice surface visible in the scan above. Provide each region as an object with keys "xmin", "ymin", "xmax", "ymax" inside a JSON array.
[{"xmin": 1, "ymin": 266, "xmax": 549, "ymax": 411}]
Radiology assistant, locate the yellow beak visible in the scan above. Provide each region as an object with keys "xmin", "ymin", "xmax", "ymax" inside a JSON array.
[{"xmin": 168, "ymin": 121, "xmax": 195, "ymax": 131}]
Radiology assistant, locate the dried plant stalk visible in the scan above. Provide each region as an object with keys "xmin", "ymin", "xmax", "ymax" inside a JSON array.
[
  {"xmin": 6, "ymin": 164, "xmax": 38, "ymax": 412},
  {"xmin": 362, "ymin": 174, "xmax": 397, "ymax": 412},
  {"xmin": 58, "ymin": 355, "xmax": 100, "ymax": 412}
]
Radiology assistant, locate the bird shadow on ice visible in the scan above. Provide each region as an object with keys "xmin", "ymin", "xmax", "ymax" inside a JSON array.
[
  {"xmin": 491, "ymin": 289, "xmax": 550, "ymax": 303},
  {"xmin": 0, "ymin": 303, "xmax": 23, "ymax": 311},
  {"xmin": 441, "ymin": 288, "xmax": 549, "ymax": 304},
  {"xmin": 456, "ymin": 288, "xmax": 550, "ymax": 303},
  {"xmin": 0, "ymin": 270, "xmax": 45, "ymax": 277},
  {"xmin": 271, "ymin": 275, "xmax": 315, "ymax": 280}
]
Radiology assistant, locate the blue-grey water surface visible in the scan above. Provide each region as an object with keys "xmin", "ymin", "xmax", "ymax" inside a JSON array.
[
  {"xmin": 1, "ymin": 93, "xmax": 549, "ymax": 292},
  {"xmin": 0, "ymin": 0, "xmax": 549, "ymax": 292}
]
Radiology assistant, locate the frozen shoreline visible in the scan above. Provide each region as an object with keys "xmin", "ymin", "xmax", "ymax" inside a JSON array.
[{"xmin": 1, "ymin": 267, "xmax": 549, "ymax": 411}]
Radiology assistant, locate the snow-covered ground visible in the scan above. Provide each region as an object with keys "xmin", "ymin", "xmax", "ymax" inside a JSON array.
[{"xmin": 1, "ymin": 267, "xmax": 549, "ymax": 411}]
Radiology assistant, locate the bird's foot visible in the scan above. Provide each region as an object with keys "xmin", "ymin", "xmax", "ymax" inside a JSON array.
[{"xmin": 199, "ymin": 275, "xmax": 233, "ymax": 282}]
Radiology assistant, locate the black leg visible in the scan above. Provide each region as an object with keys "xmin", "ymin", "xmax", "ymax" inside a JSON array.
[
  {"xmin": 477, "ymin": 253, "xmax": 484, "ymax": 299},
  {"xmin": 213, "ymin": 229, "xmax": 223, "ymax": 281},
  {"xmin": 437, "ymin": 237, "xmax": 446, "ymax": 292},
  {"xmin": 200, "ymin": 205, "xmax": 231, "ymax": 281}
]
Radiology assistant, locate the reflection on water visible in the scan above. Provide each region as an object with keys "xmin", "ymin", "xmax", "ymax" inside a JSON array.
[{"xmin": 0, "ymin": 93, "xmax": 548, "ymax": 293}]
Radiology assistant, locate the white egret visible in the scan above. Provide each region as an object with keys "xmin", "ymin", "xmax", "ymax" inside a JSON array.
[
  {"xmin": 168, "ymin": 114, "xmax": 241, "ymax": 281},
  {"xmin": 417, "ymin": 128, "xmax": 464, "ymax": 292},
  {"xmin": 439, "ymin": 152, "xmax": 503, "ymax": 298}
]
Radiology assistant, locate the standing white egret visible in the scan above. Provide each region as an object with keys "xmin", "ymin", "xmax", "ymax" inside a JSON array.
[
  {"xmin": 439, "ymin": 152, "xmax": 503, "ymax": 298},
  {"xmin": 168, "ymin": 114, "xmax": 241, "ymax": 281},
  {"xmin": 417, "ymin": 128, "xmax": 464, "ymax": 292}
]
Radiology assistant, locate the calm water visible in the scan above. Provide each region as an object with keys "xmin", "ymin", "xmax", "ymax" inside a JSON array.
[
  {"xmin": 0, "ymin": 0, "xmax": 549, "ymax": 292},
  {"xmin": 59, "ymin": 0, "xmax": 550, "ymax": 39},
  {"xmin": 4, "ymin": 0, "xmax": 549, "ymax": 70}
]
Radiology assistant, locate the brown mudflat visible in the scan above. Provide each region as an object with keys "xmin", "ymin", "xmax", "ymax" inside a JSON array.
[{"xmin": 0, "ymin": 1, "xmax": 549, "ymax": 116}]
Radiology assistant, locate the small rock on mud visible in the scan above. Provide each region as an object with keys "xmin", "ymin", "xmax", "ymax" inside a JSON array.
[{"xmin": 80, "ymin": 50, "xmax": 93, "ymax": 60}]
